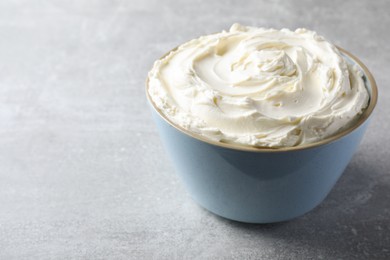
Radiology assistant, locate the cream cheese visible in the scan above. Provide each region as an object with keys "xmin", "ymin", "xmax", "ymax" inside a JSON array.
[{"xmin": 148, "ymin": 24, "xmax": 369, "ymax": 147}]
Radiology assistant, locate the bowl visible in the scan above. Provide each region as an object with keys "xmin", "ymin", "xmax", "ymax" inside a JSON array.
[{"xmin": 146, "ymin": 47, "xmax": 378, "ymax": 223}]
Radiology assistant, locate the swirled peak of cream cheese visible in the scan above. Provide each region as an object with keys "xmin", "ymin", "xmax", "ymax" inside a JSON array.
[{"xmin": 148, "ymin": 24, "xmax": 369, "ymax": 148}]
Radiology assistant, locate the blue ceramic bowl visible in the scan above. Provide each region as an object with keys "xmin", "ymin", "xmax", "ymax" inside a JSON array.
[{"xmin": 146, "ymin": 48, "xmax": 378, "ymax": 223}]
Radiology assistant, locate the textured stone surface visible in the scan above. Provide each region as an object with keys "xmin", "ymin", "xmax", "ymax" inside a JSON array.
[{"xmin": 0, "ymin": 0, "xmax": 389, "ymax": 259}]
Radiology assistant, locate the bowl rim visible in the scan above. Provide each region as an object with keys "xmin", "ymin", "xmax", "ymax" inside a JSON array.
[{"xmin": 145, "ymin": 46, "xmax": 378, "ymax": 153}]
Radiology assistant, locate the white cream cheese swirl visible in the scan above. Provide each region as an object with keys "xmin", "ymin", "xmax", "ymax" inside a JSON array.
[{"xmin": 148, "ymin": 24, "xmax": 369, "ymax": 147}]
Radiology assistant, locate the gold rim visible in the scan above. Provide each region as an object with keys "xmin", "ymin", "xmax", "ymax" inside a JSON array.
[{"xmin": 146, "ymin": 46, "xmax": 378, "ymax": 153}]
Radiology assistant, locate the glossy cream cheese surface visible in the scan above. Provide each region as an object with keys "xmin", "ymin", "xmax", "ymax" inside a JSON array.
[{"xmin": 148, "ymin": 24, "xmax": 369, "ymax": 147}]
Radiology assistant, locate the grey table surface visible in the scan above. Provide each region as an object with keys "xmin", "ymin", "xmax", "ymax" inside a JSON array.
[{"xmin": 0, "ymin": 0, "xmax": 389, "ymax": 259}]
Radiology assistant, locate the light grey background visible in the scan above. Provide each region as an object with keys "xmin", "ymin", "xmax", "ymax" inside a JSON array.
[{"xmin": 0, "ymin": 0, "xmax": 389, "ymax": 259}]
